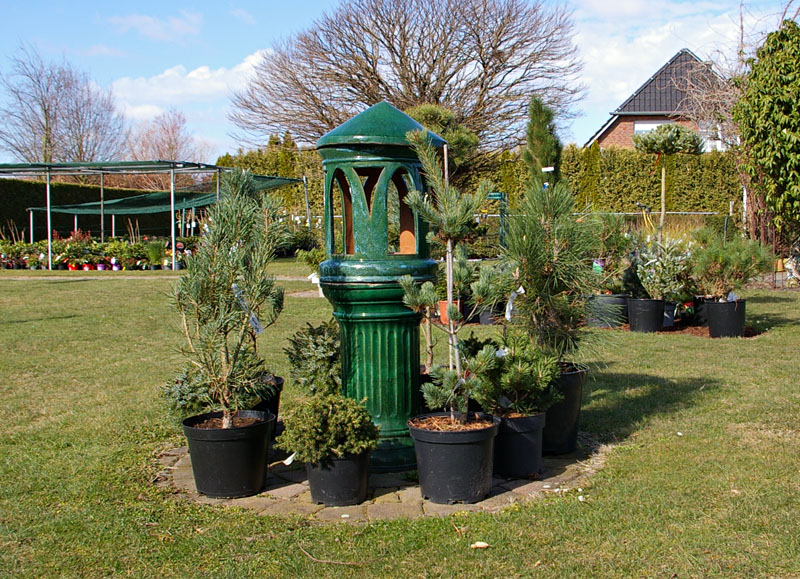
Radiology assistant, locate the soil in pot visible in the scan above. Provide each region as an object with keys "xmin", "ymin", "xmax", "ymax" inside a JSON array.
[
  {"xmin": 628, "ymin": 298, "xmax": 665, "ymax": 333},
  {"xmin": 494, "ymin": 412, "xmax": 546, "ymax": 478},
  {"xmin": 182, "ymin": 409, "xmax": 275, "ymax": 499},
  {"xmin": 543, "ymin": 365, "xmax": 588, "ymax": 455},
  {"xmin": 408, "ymin": 412, "xmax": 499, "ymax": 504},
  {"xmin": 587, "ymin": 294, "xmax": 629, "ymax": 327},
  {"xmin": 306, "ymin": 452, "xmax": 370, "ymax": 506},
  {"xmin": 705, "ymin": 299, "xmax": 746, "ymax": 338}
]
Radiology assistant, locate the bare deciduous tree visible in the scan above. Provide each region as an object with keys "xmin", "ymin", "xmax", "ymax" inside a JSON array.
[
  {"xmin": 0, "ymin": 46, "xmax": 126, "ymax": 163},
  {"xmin": 679, "ymin": 1, "xmax": 800, "ymax": 241},
  {"xmin": 124, "ymin": 109, "xmax": 211, "ymax": 190},
  {"xmin": 230, "ymin": 0, "xmax": 583, "ymax": 150}
]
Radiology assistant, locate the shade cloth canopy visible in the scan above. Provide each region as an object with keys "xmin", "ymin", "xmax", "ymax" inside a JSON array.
[{"xmin": 25, "ymin": 175, "xmax": 302, "ymax": 215}]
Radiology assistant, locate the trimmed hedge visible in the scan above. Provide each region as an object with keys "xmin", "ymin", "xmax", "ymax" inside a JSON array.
[
  {"xmin": 0, "ymin": 178, "xmax": 175, "ymax": 239},
  {"xmin": 560, "ymin": 144, "xmax": 742, "ymax": 214}
]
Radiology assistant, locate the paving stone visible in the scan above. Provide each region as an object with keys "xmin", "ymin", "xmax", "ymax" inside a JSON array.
[
  {"xmin": 315, "ymin": 505, "xmax": 368, "ymax": 523},
  {"xmin": 258, "ymin": 501, "xmax": 322, "ymax": 517},
  {"xmin": 367, "ymin": 502, "xmax": 423, "ymax": 520},
  {"xmin": 172, "ymin": 468, "xmax": 196, "ymax": 492},
  {"xmin": 175, "ymin": 454, "xmax": 192, "ymax": 469},
  {"xmin": 222, "ymin": 495, "xmax": 275, "ymax": 511},
  {"xmin": 194, "ymin": 494, "xmax": 226, "ymax": 506},
  {"xmin": 422, "ymin": 501, "xmax": 482, "ymax": 517},
  {"xmin": 501, "ymin": 479, "xmax": 549, "ymax": 496},
  {"xmin": 157, "ymin": 454, "xmax": 180, "ymax": 467},
  {"xmin": 396, "ymin": 486, "xmax": 422, "ymax": 503},
  {"xmin": 478, "ymin": 489, "xmax": 527, "ymax": 512},
  {"xmin": 263, "ymin": 482, "xmax": 308, "ymax": 500},
  {"xmin": 371, "ymin": 487, "xmax": 400, "ymax": 503}
]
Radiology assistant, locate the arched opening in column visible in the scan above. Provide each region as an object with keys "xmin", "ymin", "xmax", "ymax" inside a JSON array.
[
  {"xmin": 389, "ymin": 169, "xmax": 416, "ymax": 255},
  {"xmin": 332, "ymin": 169, "xmax": 353, "ymax": 255}
]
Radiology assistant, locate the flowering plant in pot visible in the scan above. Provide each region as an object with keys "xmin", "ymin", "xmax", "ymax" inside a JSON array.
[
  {"xmin": 401, "ymin": 130, "xmax": 500, "ymax": 504},
  {"xmin": 690, "ymin": 233, "xmax": 772, "ymax": 337},
  {"xmin": 502, "ymin": 177, "xmax": 601, "ymax": 455},
  {"xmin": 631, "ymin": 238, "xmax": 690, "ymax": 332},
  {"xmin": 164, "ymin": 171, "xmax": 286, "ymax": 498}
]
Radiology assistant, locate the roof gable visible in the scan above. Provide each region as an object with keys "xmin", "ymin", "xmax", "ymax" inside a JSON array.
[{"xmin": 615, "ymin": 48, "xmax": 706, "ymax": 115}]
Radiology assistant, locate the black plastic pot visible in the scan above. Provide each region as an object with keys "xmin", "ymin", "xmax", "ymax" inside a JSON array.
[
  {"xmin": 306, "ymin": 452, "xmax": 370, "ymax": 506},
  {"xmin": 705, "ymin": 299, "xmax": 746, "ymax": 338},
  {"xmin": 408, "ymin": 412, "xmax": 500, "ymax": 504},
  {"xmin": 663, "ymin": 301, "xmax": 677, "ymax": 327},
  {"xmin": 543, "ymin": 365, "xmax": 588, "ymax": 455},
  {"xmin": 587, "ymin": 294, "xmax": 629, "ymax": 327},
  {"xmin": 494, "ymin": 412, "xmax": 546, "ymax": 478},
  {"xmin": 691, "ymin": 296, "xmax": 708, "ymax": 326},
  {"xmin": 182, "ymin": 409, "xmax": 275, "ymax": 498},
  {"xmin": 627, "ymin": 298, "xmax": 665, "ymax": 333},
  {"xmin": 252, "ymin": 375, "xmax": 284, "ymax": 419}
]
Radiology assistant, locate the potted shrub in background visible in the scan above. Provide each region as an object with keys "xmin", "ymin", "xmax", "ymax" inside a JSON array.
[
  {"xmin": 164, "ymin": 171, "xmax": 286, "ymax": 499},
  {"xmin": 471, "ymin": 331, "xmax": 560, "ymax": 478},
  {"xmin": 402, "ymin": 130, "xmax": 500, "ymax": 504},
  {"xmin": 145, "ymin": 241, "xmax": 165, "ymax": 270},
  {"xmin": 691, "ymin": 233, "xmax": 772, "ymax": 337},
  {"xmin": 630, "ymin": 238, "xmax": 690, "ymax": 333},
  {"xmin": 502, "ymin": 178, "xmax": 600, "ymax": 455},
  {"xmin": 587, "ymin": 213, "xmax": 634, "ymax": 327}
]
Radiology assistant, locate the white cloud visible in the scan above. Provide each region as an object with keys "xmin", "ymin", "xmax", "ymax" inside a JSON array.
[
  {"xmin": 109, "ymin": 11, "xmax": 203, "ymax": 43},
  {"xmin": 111, "ymin": 51, "xmax": 265, "ymax": 108},
  {"xmin": 122, "ymin": 104, "xmax": 165, "ymax": 122},
  {"xmin": 230, "ymin": 8, "xmax": 256, "ymax": 25}
]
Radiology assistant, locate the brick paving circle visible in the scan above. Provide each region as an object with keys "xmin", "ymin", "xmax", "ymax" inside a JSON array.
[{"xmin": 155, "ymin": 435, "xmax": 610, "ymax": 522}]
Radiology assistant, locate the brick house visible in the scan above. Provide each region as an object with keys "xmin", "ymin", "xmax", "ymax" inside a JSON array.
[{"xmin": 585, "ymin": 48, "xmax": 723, "ymax": 151}]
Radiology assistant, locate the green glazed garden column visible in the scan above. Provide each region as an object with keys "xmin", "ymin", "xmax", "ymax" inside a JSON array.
[{"xmin": 316, "ymin": 101, "xmax": 444, "ymax": 471}]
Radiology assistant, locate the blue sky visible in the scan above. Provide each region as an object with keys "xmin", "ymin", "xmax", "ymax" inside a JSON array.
[{"xmin": 0, "ymin": 0, "xmax": 791, "ymax": 163}]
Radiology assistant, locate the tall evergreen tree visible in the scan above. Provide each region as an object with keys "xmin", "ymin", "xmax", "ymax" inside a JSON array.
[{"xmin": 521, "ymin": 95, "xmax": 562, "ymax": 184}]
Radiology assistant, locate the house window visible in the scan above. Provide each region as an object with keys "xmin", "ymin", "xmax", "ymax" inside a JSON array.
[{"xmin": 633, "ymin": 120, "xmax": 673, "ymax": 134}]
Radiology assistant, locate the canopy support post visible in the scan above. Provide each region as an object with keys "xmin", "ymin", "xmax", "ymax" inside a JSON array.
[
  {"xmin": 29, "ymin": 210, "xmax": 33, "ymax": 244},
  {"xmin": 170, "ymin": 169, "xmax": 177, "ymax": 271},
  {"xmin": 303, "ymin": 175, "xmax": 311, "ymax": 229},
  {"xmin": 112, "ymin": 215, "xmax": 116, "ymax": 238},
  {"xmin": 74, "ymin": 215, "xmax": 78, "ymax": 234},
  {"xmin": 100, "ymin": 173, "xmax": 105, "ymax": 242},
  {"xmin": 46, "ymin": 169, "xmax": 52, "ymax": 270}
]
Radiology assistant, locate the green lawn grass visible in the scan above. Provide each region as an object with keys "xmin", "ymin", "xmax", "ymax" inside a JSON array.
[{"xmin": 1, "ymin": 271, "xmax": 799, "ymax": 577}]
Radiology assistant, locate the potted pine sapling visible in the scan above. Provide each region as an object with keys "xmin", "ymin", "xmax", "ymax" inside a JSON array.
[
  {"xmin": 503, "ymin": 177, "xmax": 601, "ymax": 455},
  {"xmin": 276, "ymin": 320, "xmax": 380, "ymax": 506},
  {"xmin": 691, "ymin": 232, "xmax": 772, "ymax": 337},
  {"xmin": 402, "ymin": 130, "xmax": 500, "ymax": 504},
  {"xmin": 471, "ymin": 330, "xmax": 560, "ymax": 478},
  {"xmin": 629, "ymin": 238, "xmax": 690, "ymax": 332},
  {"xmin": 164, "ymin": 171, "xmax": 285, "ymax": 498}
]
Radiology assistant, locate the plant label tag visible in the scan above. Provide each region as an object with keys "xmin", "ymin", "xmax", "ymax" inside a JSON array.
[
  {"xmin": 249, "ymin": 312, "xmax": 264, "ymax": 335},
  {"xmin": 283, "ymin": 452, "xmax": 296, "ymax": 466}
]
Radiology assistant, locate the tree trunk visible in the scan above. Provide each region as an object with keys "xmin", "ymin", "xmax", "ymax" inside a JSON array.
[{"xmin": 658, "ymin": 163, "xmax": 666, "ymax": 244}]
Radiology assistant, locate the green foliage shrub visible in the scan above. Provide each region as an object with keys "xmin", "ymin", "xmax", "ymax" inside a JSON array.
[{"xmin": 275, "ymin": 394, "xmax": 380, "ymax": 464}]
